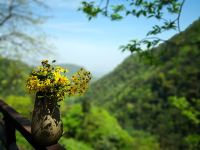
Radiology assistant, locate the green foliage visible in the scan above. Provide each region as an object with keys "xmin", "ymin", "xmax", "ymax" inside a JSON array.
[
  {"xmin": 62, "ymin": 104, "xmax": 159, "ymax": 150},
  {"xmin": 5, "ymin": 95, "xmax": 33, "ymax": 118},
  {"xmin": 62, "ymin": 104, "xmax": 83, "ymax": 136},
  {"xmin": 59, "ymin": 138, "xmax": 93, "ymax": 150},
  {"xmin": 169, "ymin": 97, "xmax": 200, "ymax": 124},
  {"xmin": 16, "ymin": 131, "xmax": 34, "ymax": 150},
  {"xmin": 78, "ymin": 19, "xmax": 200, "ymax": 150},
  {"xmin": 1, "ymin": 19, "xmax": 200, "ymax": 150},
  {"xmin": 184, "ymin": 134, "xmax": 200, "ymax": 150},
  {"xmin": 130, "ymin": 130, "xmax": 160, "ymax": 150},
  {"xmin": 79, "ymin": 0, "xmax": 185, "ymax": 54},
  {"xmin": 0, "ymin": 57, "xmax": 32, "ymax": 97},
  {"xmin": 78, "ymin": 107, "xmax": 134, "ymax": 150},
  {"xmin": 80, "ymin": 2, "xmax": 102, "ymax": 20}
]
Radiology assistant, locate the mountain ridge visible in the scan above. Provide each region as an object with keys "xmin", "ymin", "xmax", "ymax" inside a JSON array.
[{"xmin": 78, "ymin": 19, "xmax": 200, "ymax": 150}]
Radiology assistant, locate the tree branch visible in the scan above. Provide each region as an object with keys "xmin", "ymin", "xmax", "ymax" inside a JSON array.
[
  {"xmin": 102, "ymin": 0, "xmax": 110, "ymax": 15},
  {"xmin": 177, "ymin": 0, "xmax": 186, "ymax": 32},
  {"xmin": 0, "ymin": 0, "xmax": 14, "ymax": 26}
]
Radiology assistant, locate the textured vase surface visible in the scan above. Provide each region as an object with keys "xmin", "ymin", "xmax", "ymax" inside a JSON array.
[{"xmin": 31, "ymin": 92, "xmax": 63, "ymax": 146}]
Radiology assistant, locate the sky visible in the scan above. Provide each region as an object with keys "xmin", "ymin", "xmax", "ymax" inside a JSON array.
[{"xmin": 39, "ymin": 0, "xmax": 200, "ymax": 76}]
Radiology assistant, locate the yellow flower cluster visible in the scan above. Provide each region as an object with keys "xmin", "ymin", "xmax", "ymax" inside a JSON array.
[
  {"xmin": 68, "ymin": 68, "xmax": 91, "ymax": 96},
  {"xmin": 26, "ymin": 60, "xmax": 91, "ymax": 101}
]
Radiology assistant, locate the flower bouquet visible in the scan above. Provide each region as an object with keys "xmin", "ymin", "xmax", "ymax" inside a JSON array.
[{"xmin": 26, "ymin": 60, "xmax": 91, "ymax": 146}]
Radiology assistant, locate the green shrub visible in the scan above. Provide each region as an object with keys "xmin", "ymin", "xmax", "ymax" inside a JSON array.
[
  {"xmin": 6, "ymin": 95, "xmax": 33, "ymax": 118},
  {"xmin": 62, "ymin": 104, "xmax": 159, "ymax": 150},
  {"xmin": 59, "ymin": 137, "xmax": 93, "ymax": 150}
]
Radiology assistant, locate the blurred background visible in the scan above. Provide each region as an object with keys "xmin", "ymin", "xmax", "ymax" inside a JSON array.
[{"xmin": 0, "ymin": 0, "xmax": 200, "ymax": 149}]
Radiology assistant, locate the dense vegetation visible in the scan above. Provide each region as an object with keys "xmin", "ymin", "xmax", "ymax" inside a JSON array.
[
  {"xmin": 0, "ymin": 19, "xmax": 200, "ymax": 149},
  {"xmin": 0, "ymin": 58, "xmax": 158, "ymax": 150},
  {"xmin": 78, "ymin": 19, "xmax": 200, "ymax": 150},
  {"xmin": 0, "ymin": 57, "xmax": 32, "ymax": 98},
  {"xmin": 60, "ymin": 103, "xmax": 159, "ymax": 150}
]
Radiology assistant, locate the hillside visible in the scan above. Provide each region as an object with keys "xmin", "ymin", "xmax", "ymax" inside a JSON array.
[
  {"xmin": 0, "ymin": 57, "xmax": 160, "ymax": 150},
  {"xmin": 0, "ymin": 57, "xmax": 32, "ymax": 98},
  {"xmin": 78, "ymin": 19, "xmax": 200, "ymax": 150},
  {"xmin": 1, "ymin": 19, "xmax": 200, "ymax": 150},
  {"xmin": 59, "ymin": 63, "xmax": 82, "ymax": 77},
  {"xmin": 60, "ymin": 63, "xmax": 102, "ymax": 81}
]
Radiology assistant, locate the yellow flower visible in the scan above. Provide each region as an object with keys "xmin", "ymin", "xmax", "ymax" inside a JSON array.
[
  {"xmin": 45, "ymin": 79, "xmax": 51, "ymax": 86},
  {"xmin": 52, "ymin": 71, "xmax": 60, "ymax": 82},
  {"xmin": 26, "ymin": 60, "xmax": 92, "ymax": 101},
  {"xmin": 58, "ymin": 77, "xmax": 69, "ymax": 85}
]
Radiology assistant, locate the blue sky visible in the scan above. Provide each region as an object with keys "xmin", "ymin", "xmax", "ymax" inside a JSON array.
[{"xmin": 40, "ymin": 0, "xmax": 200, "ymax": 76}]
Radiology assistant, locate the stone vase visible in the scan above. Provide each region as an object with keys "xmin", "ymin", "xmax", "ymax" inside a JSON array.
[{"xmin": 31, "ymin": 92, "xmax": 63, "ymax": 146}]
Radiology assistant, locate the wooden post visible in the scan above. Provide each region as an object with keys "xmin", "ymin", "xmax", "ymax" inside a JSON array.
[{"xmin": 4, "ymin": 115, "xmax": 19, "ymax": 150}]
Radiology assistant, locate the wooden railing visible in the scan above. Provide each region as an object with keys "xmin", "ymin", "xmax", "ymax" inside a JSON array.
[{"xmin": 0, "ymin": 99, "xmax": 65, "ymax": 150}]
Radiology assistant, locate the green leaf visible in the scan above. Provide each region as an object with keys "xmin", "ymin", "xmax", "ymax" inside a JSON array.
[
  {"xmin": 112, "ymin": 5, "xmax": 125, "ymax": 13},
  {"xmin": 110, "ymin": 13, "xmax": 123, "ymax": 21}
]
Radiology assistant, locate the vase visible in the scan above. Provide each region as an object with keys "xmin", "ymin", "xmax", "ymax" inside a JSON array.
[{"xmin": 31, "ymin": 92, "xmax": 63, "ymax": 146}]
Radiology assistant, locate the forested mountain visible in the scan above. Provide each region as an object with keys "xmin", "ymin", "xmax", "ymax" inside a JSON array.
[
  {"xmin": 1, "ymin": 19, "xmax": 200, "ymax": 150},
  {"xmin": 79, "ymin": 19, "xmax": 200, "ymax": 150},
  {"xmin": 0, "ymin": 57, "xmax": 32, "ymax": 98},
  {"xmin": 0, "ymin": 57, "xmax": 160, "ymax": 150}
]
